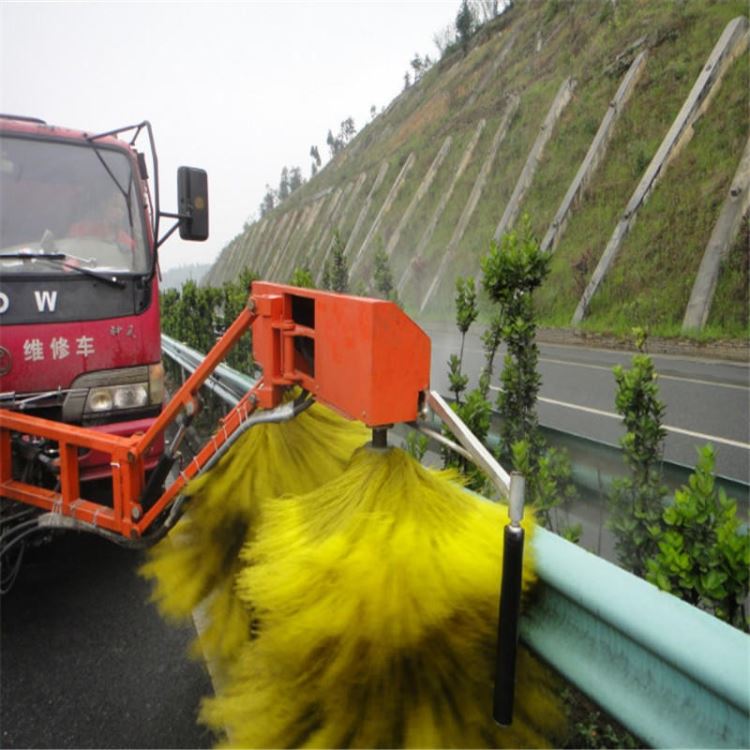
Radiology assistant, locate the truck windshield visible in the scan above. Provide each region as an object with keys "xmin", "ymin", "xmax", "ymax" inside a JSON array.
[{"xmin": 0, "ymin": 135, "xmax": 149, "ymax": 276}]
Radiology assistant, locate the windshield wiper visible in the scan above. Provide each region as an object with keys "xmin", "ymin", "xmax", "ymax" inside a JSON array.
[{"xmin": 0, "ymin": 251, "xmax": 126, "ymax": 289}]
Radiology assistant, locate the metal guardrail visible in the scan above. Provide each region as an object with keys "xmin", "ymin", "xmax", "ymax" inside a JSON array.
[
  {"xmin": 524, "ymin": 528, "xmax": 749, "ymax": 749},
  {"xmin": 161, "ymin": 334, "xmax": 256, "ymax": 406},
  {"xmin": 161, "ymin": 336, "xmax": 750, "ymax": 749}
]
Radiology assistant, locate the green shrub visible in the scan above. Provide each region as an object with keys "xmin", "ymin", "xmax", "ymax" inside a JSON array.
[
  {"xmin": 608, "ymin": 330, "xmax": 668, "ymax": 576},
  {"xmin": 646, "ymin": 444, "xmax": 749, "ymax": 631}
]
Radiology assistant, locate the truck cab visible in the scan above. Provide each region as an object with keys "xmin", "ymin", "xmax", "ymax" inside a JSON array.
[{"xmin": 0, "ymin": 115, "xmax": 207, "ymax": 482}]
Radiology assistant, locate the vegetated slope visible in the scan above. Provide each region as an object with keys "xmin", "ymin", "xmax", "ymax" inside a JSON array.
[{"xmin": 204, "ymin": 0, "xmax": 749, "ymax": 340}]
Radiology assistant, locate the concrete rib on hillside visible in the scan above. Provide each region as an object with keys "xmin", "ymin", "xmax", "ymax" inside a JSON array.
[
  {"xmin": 541, "ymin": 50, "xmax": 648, "ymax": 255},
  {"xmin": 280, "ymin": 202, "xmax": 315, "ymax": 272},
  {"xmin": 385, "ymin": 136, "xmax": 452, "ymax": 260},
  {"xmin": 462, "ymin": 31, "xmax": 516, "ymax": 113},
  {"xmin": 231, "ymin": 224, "xmax": 256, "ymax": 279},
  {"xmin": 350, "ymin": 153, "xmax": 415, "ymax": 276},
  {"xmin": 494, "ymin": 77, "xmax": 576, "ymax": 243},
  {"xmin": 304, "ymin": 187, "xmax": 344, "ymax": 270},
  {"xmin": 397, "ymin": 119, "xmax": 486, "ymax": 298},
  {"xmin": 316, "ymin": 172, "xmax": 368, "ymax": 284},
  {"xmin": 249, "ymin": 217, "xmax": 272, "ymax": 273},
  {"xmin": 289, "ymin": 197, "xmax": 326, "ymax": 272},
  {"xmin": 238, "ymin": 220, "xmax": 260, "ymax": 272},
  {"xmin": 277, "ymin": 201, "xmax": 324, "ymax": 280},
  {"xmin": 343, "ymin": 161, "xmax": 390, "ymax": 258},
  {"xmin": 269, "ymin": 209, "xmax": 306, "ymax": 280},
  {"xmin": 573, "ymin": 16, "xmax": 750, "ymax": 324},
  {"xmin": 683, "ymin": 134, "xmax": 750, "ymax": 332},
  {"xmin": 260, "ymin": 215, "xmax": 286, "ymax": 274},
  {"xmin": 295, "ymin": 199, "xmax": 325, "ymax": 266},
  {"xmin": 306, "ymin": 177, "xmax": 357, "ymax": 272},
  {"xmin": 420, "ymin": 96, "xmax": 519, "ymax": 314},
  {"xmin": 263, "ymin": 212, "xmax": 289, "ymax": 278}
]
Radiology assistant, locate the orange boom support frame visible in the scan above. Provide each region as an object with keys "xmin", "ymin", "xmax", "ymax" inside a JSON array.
[
  {"xmin": 0, "ymin": 282, "xmax": 430, "ymax": 540},
  {"xmin": 1, "ymin": 281, "xmax": 528, "ymax": 725}
]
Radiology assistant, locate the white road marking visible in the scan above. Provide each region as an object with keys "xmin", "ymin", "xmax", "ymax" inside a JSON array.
[
  {"xmin": 539, "ymin": 357, "xmax": 749, "ymax": 391},
  {"xmin": 489, "ymin": 387, "xmax": 750, "ymax": 450},
  {"xmin": 430, "ymin": 341, "xmax": 749, "ymax": 391}
]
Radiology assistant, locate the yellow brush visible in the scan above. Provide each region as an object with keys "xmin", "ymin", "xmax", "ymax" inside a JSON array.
[
  {"xmin": 200, "ymin": 445, "xmax": 565, "ymax": 748},
  {"xmin": 140, "ymin": 401, "xmax": 369, "ymax": 668}
]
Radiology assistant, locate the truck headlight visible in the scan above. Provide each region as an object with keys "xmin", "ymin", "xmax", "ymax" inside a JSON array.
[
  {"xmin": 63, "ymin": 364, "xmax": 163, "ymax": 422},
  {"xmin": 87, "ymin": 388, "xmax": 114, "ymax": 412},
  {"xmin": 86, "ymin": 383, "xmax": 149, "ymax": 413}
]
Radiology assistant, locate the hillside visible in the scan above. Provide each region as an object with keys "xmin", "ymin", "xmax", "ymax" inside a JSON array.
[{"xmin": 203, "ymin": 0, "xmax": 749, "ymax": 340}]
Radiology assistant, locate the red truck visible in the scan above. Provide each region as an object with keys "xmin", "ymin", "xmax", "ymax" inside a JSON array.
[{"xmin": 0, "ymin": 115, "xmax": 208, "ymax": 489}]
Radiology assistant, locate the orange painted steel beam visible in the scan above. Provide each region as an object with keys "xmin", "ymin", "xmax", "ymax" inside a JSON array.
[
  {"xmin": 1, "ymin": 283, "xmax": 432, "ymax": 540},
  {"xmin": 134, "ymin": 304, "xmax": 257, "ymax": 459},
  {"xmin": 135, "ymin": 383, "xmax": 262, "ymax": 534}
]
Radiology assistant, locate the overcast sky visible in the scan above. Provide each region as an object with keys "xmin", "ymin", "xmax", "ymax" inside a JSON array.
[{"xmin": 1, "ymin": 1, "xmax": 458, "ymax": 271}]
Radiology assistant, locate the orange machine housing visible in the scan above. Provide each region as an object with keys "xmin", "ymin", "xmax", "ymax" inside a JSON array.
[{"xmin": 251, "ymin": 282, "xmax": 431, "ymax": 427}]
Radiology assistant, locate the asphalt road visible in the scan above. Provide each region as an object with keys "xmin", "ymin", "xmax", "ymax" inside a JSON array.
[
  {"xmin": 2, "ymin": 325, "xmax": 746, "ymax": 750},
  {"xmin": 1, "ymin": 532, "xmax": 214, "ymax": 749},
  {"xmin": 427, "ymin": 325, "xmax": 750, "ymax": 484}
]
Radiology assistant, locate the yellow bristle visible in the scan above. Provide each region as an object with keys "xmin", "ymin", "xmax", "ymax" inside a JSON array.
[
  {"xmin": 139, "ymin": 401, "xmax": 369, "ymax": 669},
  {"xmin": 200, "ymin": 446, "xmax": 565, "ymax": 748}
]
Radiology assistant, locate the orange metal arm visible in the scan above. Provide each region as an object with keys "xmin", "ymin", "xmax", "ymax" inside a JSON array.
[
  {"xmin": 0, "ymin": 283, "xmax": 432, "ymax": 541},
  {"xmin": 135, "ymin": 381, "xmax": 262, "ymax": 533},
  {"xmin": 0, "ymin": 300, "xmax": 260, "ymax": 539},
  {"xmin": 134, "ymin": 303, "xmax": 257, "ymax": 460}
]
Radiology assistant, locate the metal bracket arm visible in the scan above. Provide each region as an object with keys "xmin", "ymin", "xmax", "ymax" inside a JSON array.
[{"xmin": 425, "ymin": 390, "xmax": 512, "ymax": 498}]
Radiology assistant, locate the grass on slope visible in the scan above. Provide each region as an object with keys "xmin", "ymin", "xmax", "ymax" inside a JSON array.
[
  {"xmin": 534, "ymin": 0, "xmax": 748, "ymax": 330},
  {"xmin": 585, "ymin": 51, "xmax": 749, "ymax": 336}
]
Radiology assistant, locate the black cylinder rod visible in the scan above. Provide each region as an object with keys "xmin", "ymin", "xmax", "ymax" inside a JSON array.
[{"xmin": 493, "ymin": 471, "xmax": 526, "ymax": 726}]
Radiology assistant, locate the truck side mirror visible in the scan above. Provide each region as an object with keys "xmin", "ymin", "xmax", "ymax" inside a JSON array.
[{"xmin": 177, "ymin": 167, "xmax": 209, "ymax": 241}]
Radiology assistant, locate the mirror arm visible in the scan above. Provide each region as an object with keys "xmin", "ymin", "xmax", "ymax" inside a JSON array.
[
  {"xmin": 156, "ymin": 210, "xmax": 193, "ymax": 249},
  {"xmin": 155, "ymin": 219, "xmax": 181, "ymax": 250}
]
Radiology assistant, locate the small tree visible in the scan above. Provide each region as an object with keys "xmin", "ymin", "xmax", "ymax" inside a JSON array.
[
  {"xmin": 482, "ymin": 215, "xmax": 549, "ymax": 466},
  {"xmin": 456, "ymin": 0, "xmax": 476, "ymax": 55},
  {"xmin": 405, "ymin": 430, "xmax": 429, "ymax": 462},
  {"xmin": 373, "ymin": 247, "xmax": 398, "ymax": 303},
  {"xmin": 482, "ymin": 215, "xmax": 578, "ymax": 539},
  {"xmin": 646, "ymin": 445, "xmax": 749, "ymax": 631},
  {"xmin": 289, "ymin": 265, "xmax": 314, "ymax": 288},
  {"xmin": 433, "ymin": 24, "xmax": 456, "ymax": 57},
  {"xmin": 310, "ymin": 145, "xmax": 321, "ymax": 177},
  {"xmin": 608, "ymin": 330, "xmax": 669, "ymax": 577},
  {"xmin": 410, "ymin": 53, "xmax": 424, "ymax": 81},
  {"xmin": 442, "ymin": 276, "xmax": 491, "ymax": 492},
  {"xmin": 324, "ymin": 229, "xmax": 348, "ymax": 293},
  {"xmin": 478, "ymin": 311, "xmax": 502, "ymax": 398},
  {"xmin": 326, "ymin": 130, "xmax": 342, "ymax": 159},
  {"xmin": 340, "ymin": 117, "xmax": 356, "ymax": 145},
  {"xmin": 221, "ymin": 267, "xmax": 258, "ymax": 374},
  {"xmin": 448, "ymin": 276, "xmax": 478, "ymax": 403},
  {"xmin": 259, "ymin": 186, "xmax": 276, "ymax": 217},
  {"xmin": 278, "ymin": 167, "xmax": 290, "ymax": 202},
  {"xmin": 288, "ymin": 167, "xmax": 303, "ymax": 193}
]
